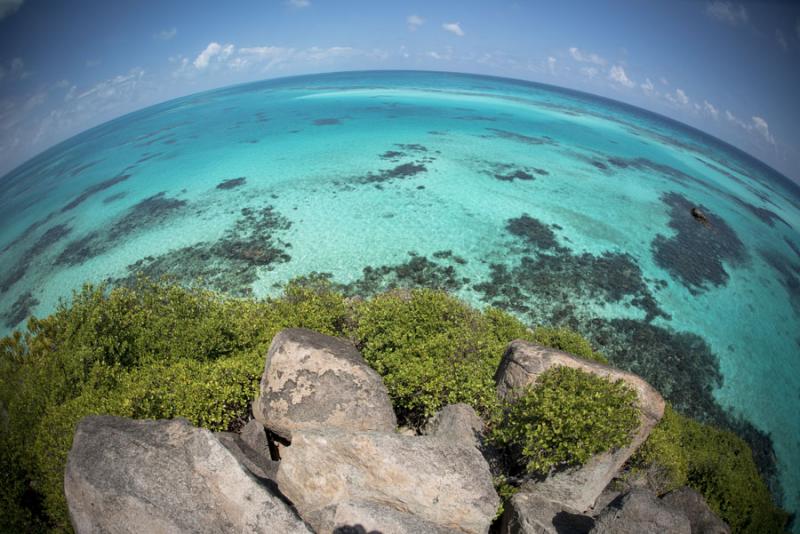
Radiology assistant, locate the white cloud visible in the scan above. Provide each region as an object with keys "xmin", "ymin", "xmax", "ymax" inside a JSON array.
[
  {"xmin": 752, "ymin": 116, "xmax": 775, "ymax": 145},
  {"xmin": 640, "ymin": 78, "xmax": 655, "ymax": 94},
  {"xmin": 608, "ymin": 65, "xmax": 634, "ymax": 88},
  {"xmin": 288, "ymin": 0, "xmax": 310, "ymax": 7},
  {"xmin": 193, "ymin": 42, "xmax": 223, "ymax": 69},
  {"xmin": 568, "ymin": 47, "xmax": 606, "ymax": 66},
  {"xmin": 703, "ymin": 100, "xmax": 719, "ymax": 119},
  {"xmin": 660, "ymin": 76, "xmax": 669, "ymax": 86},
  {"xmin": 155, "ymin": 27, "xmax": 177, "ymax": 41},
  {"xmin": 0, "ymin": 0, "xmax": 24, "ymax": 21},
  {"xmin": 775, "ymin": 29, "xmax": 788, "ymax": 50},
  {"xmin": 407, "ymin": 15, "xmax": 424, "ymax": 31},
  {"xmin": 547, "ymin": 56, "xmax": 557, "ymax": 75},
  {"xmin": 442, "ymin": 22, "xmax": 464, "ymax": 37},
  {"xmin": 675, "ymin": 88, "xmax": 689, "ymax": 105},
  {"xmin": 426, "ymin": 47, "xmax": 453, "ymax": 61},
  {"xmin": 706, "ymin": 1, "xmax": 748, "ymax": 26},
  {"xmin": 0, "ymin": 57, "xmax": 26, "ymax": 83},
  {"xmin": 580, "ymin": 66, "xmax": 598, "ymax": 79}
]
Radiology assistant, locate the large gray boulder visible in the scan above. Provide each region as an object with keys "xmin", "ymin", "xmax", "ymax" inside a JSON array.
[
  {"xmin": 324, "ymin": 500, "xmax": 464, "ymax": 534},
  {"xmin": 500, "ymin": 491, "xmax": 594, "ymax": 534},
  {"xmin": 496, "ymin": 340, "xmax": 665, "ymax": 512},
  {"xmin": 65, "ymin": 416, "xmax": 311, "ymax": 534},
  {"xmin": 276, "ymin": 428, "xmax": 500, "ymax": 533},
  {"xmin": 661, "ymin": 487, "xmax": 730, "ymax": 534},
  {"xmin": 590, "ymin": 489, "xmax": 691, "ymax": 534},
  {"xmin": 253, "ymin": 328, "xmax": 396, "ymax": 440}
]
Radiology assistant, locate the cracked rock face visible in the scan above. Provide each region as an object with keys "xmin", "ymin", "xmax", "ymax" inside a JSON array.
[
  {"xmin": 276, "ymin": 428, "xmax": 500, "ymax": 534},
  {"xmin": 64, "ymin": 416, "xmax": 311, "ymax": 534},
  {"xmin": 253, "ymin": 328, "xmax": 397, "ymax": 440}
]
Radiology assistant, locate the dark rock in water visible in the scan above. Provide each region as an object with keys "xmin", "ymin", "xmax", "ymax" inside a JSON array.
[
  {"xmin": 495, "ymin": 169, "xmax": 536, "ymax": 182},
  {"xmin": 253, "ymin": 328, "xmax": 397, "ymax": 441},
  {"xmin": 216, "ymin": 176, "xmax": 247, "ymax": 190},
  {"xmin": 499, "ymin": 491, "xmax": 594, "ymax": 534},
  {"xmin": 495, "ymin": 340, "xmax": 665, "ymax": 513},
  {"xmin": 506, "ymin": 214, "xmax": 564, "ymax": 251},
  {"xmin": 590, "ymin": 489, "xmax": 691, "ymax": 534},
  {"xmin": 661, "ymin": 487, "xmax": 731, "ymax": 534},
  {"xmin": 691, "ymin": 207, "xmax": 709, "ymax": 225},
  {"xmin": 65, "ymin": 416, "xmax": 311, "ymax": 533}
]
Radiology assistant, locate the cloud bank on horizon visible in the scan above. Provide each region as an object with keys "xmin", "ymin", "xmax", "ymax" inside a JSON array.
[{"xmin": 0, "ymin": 0, "xmax": 798, "ymax": 181}]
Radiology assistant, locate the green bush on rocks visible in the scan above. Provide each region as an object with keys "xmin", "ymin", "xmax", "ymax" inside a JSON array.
[{"xmin": 489, "ymin": 366, "xmax": 639, "ymax": 476}]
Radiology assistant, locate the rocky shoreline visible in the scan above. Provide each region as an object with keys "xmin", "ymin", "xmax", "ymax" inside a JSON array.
[{"xmin": 64, "ymin": 328, "xmax": 730, "ymax": 533}]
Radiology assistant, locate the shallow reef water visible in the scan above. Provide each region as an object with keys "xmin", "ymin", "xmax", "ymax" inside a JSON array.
[{"xmin": 0, "ymin": 70, "xmax": 799, "ymax": 517}]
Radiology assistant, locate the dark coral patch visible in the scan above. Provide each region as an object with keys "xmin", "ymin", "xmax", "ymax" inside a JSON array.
[
  {"xmin": 2, "ymin": 290, "xmax": 39, "ymax": 328},
  {"xmin": 335, "ymin": 251, "xmax": 470, "ymax": 297},
  {"xmin": 733, "ymin": 199, "xmax": 789, "ymax": 228},
  {"xmin": 379, "ymin": 150, "xmax": 404, "ymax": 160},
  {"xmin": 56, "ymin": 193, "xmax": 187, "ymax": 266},
  {"xmin": 506, "ymin": 214, "xmax": 563, "ymax": 251},
  {"xmin": 61, "ymin": 174, "xmax": 131, "ymax": 213},
  {"xmin": 313, "ymin": 118, "xmax": 341, "ymax": 126},
  {"xmin": 118, "ymin": 206, "xmax": 292, "ymax": 296},
  {"xmin": 395, "ymin": 143, "xmax": 428, "ymax": 152},
  {"xmin": 1, "ymin": 213, "xmax": 55, "ymax": 254},
  {"xmin": 486, "ymin": 128, "xmax": 556, "ymax": 146},
  {"xmin": 354, "ymin": 163, "xmax": 427, "ymax": 186},
  {"xmin": 103, "ymin": 192, "xmax": 127, "ymax": 204},
  {"xmin": 651, "ymin": 192, "xmax": 748, "ymax": 294},
  {"xmin": 494, "ymin": 170, "xmax": 536, "ymax": 182},
  {"xmin": 0, "ymin": 224, "xmax": 72, "ymax": 292},
  {"xmin": 216, "ymin": 177, "xmax": 247, "ymax": 190},
  {"xmin": 68, "ymin": 160, "xmax": 103, "ymax": 178}
]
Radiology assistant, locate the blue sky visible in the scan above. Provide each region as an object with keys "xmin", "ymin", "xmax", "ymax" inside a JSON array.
[{"xmin": 1, "ymin": 0, "xmax": 798, "ymax": 180}]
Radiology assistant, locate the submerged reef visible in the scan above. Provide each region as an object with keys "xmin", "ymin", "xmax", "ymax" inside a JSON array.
[
  {"xmin": 61, "ymin": 174, "xmax": 131, "ymax": 213},
  {"xmin": 651, "ymin": 192, "xmax": 748, "ymax": 294},
  {"xmin": 216, "ymin": 177, "xmax": 247, "ymax": 190},
  {"xmin": 2, "ymin": 290, "xmax": 39, "ymax": 328},
  {"xmin": 56, "ymin": 192, "xmax": 187, "ymax": 266},
  {"xmin": 118, "ymin": 206, "xmax": 292, "ymax": 296},
  {"xmin": 334, "ymin": 251, "xmax": 470, "ymax": 297},
  {"xmin": 0, "ymin": 223, "xmax": 72, "ymax": 294}
]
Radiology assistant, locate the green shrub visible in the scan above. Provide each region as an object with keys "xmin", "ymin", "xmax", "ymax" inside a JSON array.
[
  {"xmin": 634, "ymin": 406, "xmax": 788, "ymax": 534},
  {"xmin": 531, "ymin": 325, "xmax": 608, "ymax": 364},
  {"xmin": 352, "ymin": 289, "xmax": 532, "ymax": 427},
  {"xmin": 489, "ymin": 366, "xmax": 639, "ymax": 476}
]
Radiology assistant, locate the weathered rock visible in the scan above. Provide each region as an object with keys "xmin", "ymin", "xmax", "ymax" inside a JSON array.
[
  {"xmin": 254, "ymin": 328, "xmax": 396, "ymax": 440},
  {"xmin": 65, "ymin": 416, "xmax": 311, "ymax": 534},
  {"xmin": 276, "ymin": 428, "xmax": 499, "ymax": 534},
  {"xmin": 215, "ymin": 431, "xmax": 278, "ymax": 481},
  {"xmin": 590, "ymin": 489, "xmax": 691, "ymax": 534},
  {"xmin": 661, "ymin": 487, "xmax": 730, "ymax": 534},
  {"xmin": 496, "ymin": 340, "xmax": 665, "ymax": 512},
  {"xmin": 424, "ymin": 403, "xmax": 485, "ymax": 449},
  {"xmin": 240, "ymin": 418, "xmax": 270, "ymax": 456},
  {"xmin": 324, "ymin": 500, "xmax": 463, "ymax": 534},
  {"xmin": 500, "ymin": 491, "xmax": 594, "ymax": 534}
]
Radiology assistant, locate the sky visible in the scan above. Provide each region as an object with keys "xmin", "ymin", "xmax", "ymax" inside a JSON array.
[{"xmin": 0, "ymin": 0, "xmax": 799, "ymax": 181}]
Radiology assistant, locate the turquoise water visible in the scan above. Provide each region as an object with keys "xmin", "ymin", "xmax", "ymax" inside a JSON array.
[{"xmin": 1, "ymin": 70, "xmax": 799, "ymax": 518}]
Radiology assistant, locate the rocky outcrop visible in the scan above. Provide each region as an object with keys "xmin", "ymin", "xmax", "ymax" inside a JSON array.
[
  {"xmin": 590, "ymin": 489, "xmax": 691, "ymax": 534},
  {"xmin": 65, "ymin": 416, "xmax": 311, "ymax": 534},
  {"xmin": 501, "ymin": 491, "xmax": 594, "ymax": 534},
  {"xmin": 276, "ymin": 428, "xmax": 499, "ymax": 533},
  {"xmin": 66, "ymin": 329, "xmax": 719, "ymax": 534},
  {"xmin": 495, "ymin": 340, "xmax": 665, "ymax": 512},
  {"xmin": 253, "ymin": 328, "xmax": 396, "ymax": 440},
  {"xmin": 661, "ymin": 487, "xmax": 731, "ymax": 534}
]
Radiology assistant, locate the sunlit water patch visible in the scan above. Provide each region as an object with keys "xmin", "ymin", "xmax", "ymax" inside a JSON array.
[{"xmin": 1, "ymin": 71, "xmax": 799, "ymax": 520}]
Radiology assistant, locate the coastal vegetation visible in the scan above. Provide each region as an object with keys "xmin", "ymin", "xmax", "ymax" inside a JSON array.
[{"xmin": 0, "ymin": 277, "xmax": 788, "ymax": 533}]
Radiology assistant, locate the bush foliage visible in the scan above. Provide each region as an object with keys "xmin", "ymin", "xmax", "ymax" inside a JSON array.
[
  {"xmin": 634, "ymin": 406, "xmax": 789, "ymax": 534},
  {"xmin": 0, "ymin": 277, "xmax": 788, "ymax": 533},
  {"xmin": 489, "ymin": 366, "xmax": 639, "ymax": 476}
]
